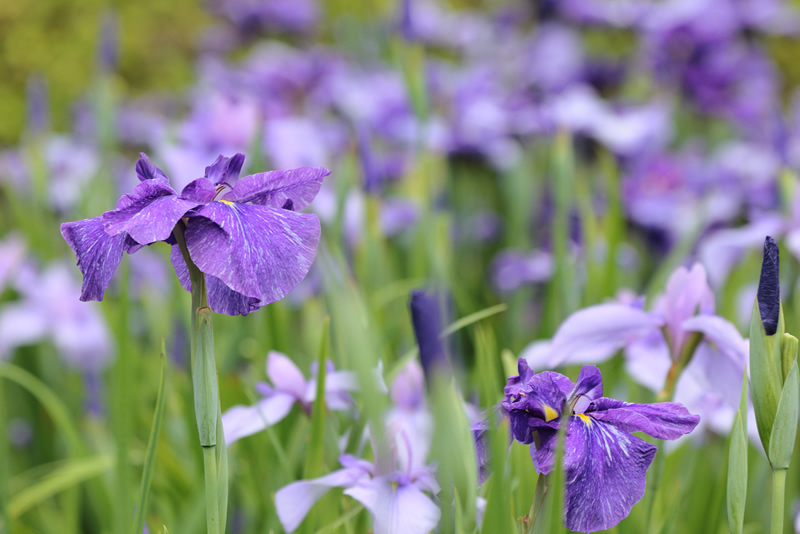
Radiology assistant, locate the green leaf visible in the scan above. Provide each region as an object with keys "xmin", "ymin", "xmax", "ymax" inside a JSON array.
[
  {"xmin": 768, "ymin": 358, "xmax": 799, "ymax": 470},
  {"xmin": 749, "ymin": 300, "xmax": 782, "ymax": 455},
  {"xmin": 133, "ymin": 342, "xmax": 168, "ymax": 534},
  {"xmin": 726, "ymin": 369, "xmax": 749, "ymax": 534},
  {"xmin": 8, "ymin": 455, "xmax": 113, "ymax": 520},
  {"xmin": 781, "ymin": 333, "xmax": 798, "ymax": 386},
  {"xmin": 303, "ymin": 317, "xmax": 331, "ymax": 480}
]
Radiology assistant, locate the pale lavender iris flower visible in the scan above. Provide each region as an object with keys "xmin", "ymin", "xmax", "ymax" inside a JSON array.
[
  {"xmin": 0, "ymin": 262, "xmax": 114, "ymax": 371},
  {"xmin": 221, "ymin": 351, "xmax": 359, "ymax": 446},
  {"xmin": 61, "ymin": 153, "xmax": 328, "ymax": 316},
  {"xmin": 522, "ymin": 264, "xmax": 747, "ymax": 405},
  {"xmin": 503, "ymin": 360, "xmax": 699, "ymax": 532},
  {"xmin": 274, "ymin": 359, "xmax": 440, "ymax": 534}
]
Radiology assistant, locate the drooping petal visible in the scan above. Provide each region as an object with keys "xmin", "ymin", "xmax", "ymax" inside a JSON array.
[
  {"xmin": 184, "ymin": 201, "xmax": 321, "ymax": 306},
  {"xmin": 224, "ymin": 167, "xmax": 330, "ymax": 211},
  {"xmin": 169, "ymin": 243, "xmax": 260, "ymax": 316},
  {"xmin": 561, "ymin": 417, "xmax": 657, "ymax": 533},
  {"xmin": 205, "ymin": 153, "xmax": 245, "ymax": 188},
  {"xmin": 275, "ymin": 465, "xmax": 370, "ymax": 532},
  {"xmin": 536, "ymin": 303, "xmax": 664, "ymax": 368},
  {"xmin": 344, "ymin": 477, "xmax": 441, "ymax": 534},
  {"xmin": 266, "ymin": 351, "xmax": 307, "ymax": 399},
  {"xmin": 681, "ymin": 314, "xmax": 748, "ymax": 367},
  {"xmin": 61, "ymin": 217, "xmax": 126, "ymax": 301},
  {"xmin": 102, "ymin": 180, "xmax": 201, "ymax": 245},
  {"xmin": 221, "ymin": 393, "xmax": 296, "ymax": 446},
  {"xmin": 587, "ymin": 398, "xmax": 700, "ymax": 440},
  {"xmin": 135, "ymin": 153, "xmax": 169, "ymax": 182}
]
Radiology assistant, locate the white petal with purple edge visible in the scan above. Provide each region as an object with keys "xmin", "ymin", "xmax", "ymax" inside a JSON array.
[
  {"xmin": 275, "ymin": 466, "xmax": 370, "ymax": 532},
  {"xmin": 221, "ymin": 393, "xmax": 296, "ymax": 446},
  {"xmin": 344, "ymin": 477, "xmax": 441, "ymax": 534}
]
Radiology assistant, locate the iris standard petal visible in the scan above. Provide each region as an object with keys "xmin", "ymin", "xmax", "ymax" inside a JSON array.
[
  {"xmin": 562, "ymin": 417, "xmax": 656, "ymax": 533},
  {"xmin": 571, "ymin": 365, "xmax": 603, "ymax": 400},
  {"xmin": 225, "ymin": 166, "xmax": 330, "ymax": 211},
  {"xmin": 267, "ymin": 351, "xmax": 308, "ymax": 399},
  {"xmin": 205, "ymin": 153, "xmax": 245, "ymax": 188},
  {"xmin": 587, "ymin": 398, "xmax": 700, "ymax": 439},
  {"xmin": 275, "ymin": 466, "xmax": 370, "ymax": 532},
  {"xmin": 221, "ymin": 393, "xmax": 296, "ymax": 446},
  {"xmin": 344, "ymin": 477, "xmax": 441, "ymax": 534},
  {"xmin": 102, "ymin": 180, "xmax": 202, "ymax": 245},
  {"xmin": 184, "ymin": 201, "xmax": 320, "ymax": 306},
  {"xmin": 135, "ymin": 152, "xmax": 169, "ymax": 182},
  {"xmin": 180, "ymin": 177, "xmax": 217, "ymax": 203},
  {"xmin": 61, "ymin": 217, "xmax": 126, "ymax": 301}
]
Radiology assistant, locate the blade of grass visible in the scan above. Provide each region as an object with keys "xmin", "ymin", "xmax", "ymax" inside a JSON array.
[{"xmin": 133, "ymin": 341, "xmax": 168, "ymax": 534}]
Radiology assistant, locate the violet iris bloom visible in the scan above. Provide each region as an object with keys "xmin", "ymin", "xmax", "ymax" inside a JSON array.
[
  {"xmin": 221, "ymin": 351, "xmax": 358, "ymax": 446},
  {"xmin": 61, "ymin": 153, "xmax": 328, "ymax": 316},
  {"xmin": 503, "ymin": 360, "xmax": 699, "ymax": 532}
]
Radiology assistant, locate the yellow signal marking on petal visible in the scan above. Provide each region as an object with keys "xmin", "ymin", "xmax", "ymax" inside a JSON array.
[
  {"xmin": 543, "ymin": 405, "xmax": 558, "ymax": 422},
  {"xmin": 219, "ymin": 199, "xmax": 234, "ymax": 205},
  {"xmin": 577, "ymin": 413, "xmax": 592, "ymax": 426}
]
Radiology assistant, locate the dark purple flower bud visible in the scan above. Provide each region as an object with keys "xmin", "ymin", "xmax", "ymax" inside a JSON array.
[
  {"xmin": 409, "ymin": 289, "xmax": 449, "ymax": 383},
  {"xmin": 757, "ymin": 236, "xmax": 780, "ymax": 336}
]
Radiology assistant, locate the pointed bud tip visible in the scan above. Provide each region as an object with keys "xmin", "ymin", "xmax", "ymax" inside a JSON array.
[{"xmin": 757, "ymin": 236, "xmax": 780, "ymax": 336}]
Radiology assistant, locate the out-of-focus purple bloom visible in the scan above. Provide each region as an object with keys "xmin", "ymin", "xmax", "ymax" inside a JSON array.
[
  {"xmin": 26, "ymin": 75, "xmax": 50, "ymax": 137},
  {"xmin": 263, "ymin": 116, "xmax": 334, "ymax": 171},
  {"xmin": 0, "ymin": 262, "xmax": 114, "ymax": 371},
  {"xmin": 211, "ymin": 0, "xmax": 319, "ymax": 35},
  {"xmin": 61, "ymin": 153, "xmax": 327, "ymax": 316},
  {"xmin": 8, "ymin": 418, "xmax": 34, "ymax": 449},
  {"xmin": 523, "ymin": 264, "xmax": 742, "ymax": 395},
  {"xmin": 0, "ymin": 234, "xmax": 26, "ymax": 293},
  {"xmin": 491, "ymin": 250, "xmax": 553, "ymax": 293},
  {"xmin": 503, "ymin": 360, "xmax": 699, "ymax": 532},
  {"xmin": 221, "ymin": 351, "xmax": 359, "ymax": 446},
  {"xmin": 97, "ymin": 11, "xmax": 118, "ymax": 73},
  {"xmin": 381, "ymin": 199, "xmax": 420, "ymax": 236},
  {"xmin": 276, "ymin": 360, "xmax": 439, "ymax": 534}
]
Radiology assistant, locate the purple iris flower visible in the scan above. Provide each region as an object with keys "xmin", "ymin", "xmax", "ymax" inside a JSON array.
[
  {"xmin": 61, "ymin": 153, "xmax": 328, "ymax": 316},
  {"xmin": 221, "ymin": 351, "xmax": 359, "ymax": 446},
  {"xmin": 275, "ymin": 359, "xmax": 439, "ymax": 534},
  {"xmin": 503, "ymin": 360, "xmax": 699, "ymax": 532}
]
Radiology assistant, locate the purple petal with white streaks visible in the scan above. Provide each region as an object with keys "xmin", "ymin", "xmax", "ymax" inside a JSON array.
[
  {"xmin": 61, "ymin": 217, "xmax": 126, "ymax": 301},
  {"xmin": 224, "ymin": 167, "xmax": 330, "ymax": 211}
]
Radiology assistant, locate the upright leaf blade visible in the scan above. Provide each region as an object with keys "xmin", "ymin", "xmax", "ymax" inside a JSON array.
[
  {"xmin": 133, "ymin": 342, "xmax": 168, "ymax": 534},
  {"xmin": 749, "ymin": 300, "xmax": 781, "ymax": 455},
  {"xmin": 768, "ymin": 359, "xmax": 799, "ymax": 470},
  {"xmin": 726, "ymin": 369, "xmax": 748, "ymax": 534}
]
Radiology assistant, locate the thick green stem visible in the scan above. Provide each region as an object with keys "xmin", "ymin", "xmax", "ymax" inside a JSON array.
[
  {"xmin": 174, "ymin": 222, "xmax": 227, "ymax": 534},
  {"xmin": 772, "ymin": 469, "xmax": 786, "ymax": 534}
]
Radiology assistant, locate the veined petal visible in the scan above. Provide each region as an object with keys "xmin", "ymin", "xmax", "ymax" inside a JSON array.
[
  {"xmin": 275, "ymin": 466, "xmax": 370, "ymax": 532},
  {"xmin": 135, "ymin": 152, "xmax": 169, "ymax": 182},
  {"xmin": 225, "ymin": 167, "xmax": 330, "ymax": 211},
  {"xmin": 180, "ymin": 177, "xmax": 217, "ymax": 203},
  {"xmin": 221, "ymin": 393, "xmax": 296, "ymax": 446},
  {"xmin": 205, "ymin": 153, "xmax": 245, "ymax": 188},
  {"xmin": 169, "ymin": 244, "xmax": 260, "ymax": 315},
  {"xmin": 61, "ymin": 217, "xmax": 126, "ymax": 301},
  {"xmin": 344, "ymin": 477, "xmax": 441, "ymax": 534},
  {"xmin": 562, "ymin": 416, "xmax": 656, "ymax": 533},
  {"xmin": 102, "ymin": 181, "xmax": 201, "ymax": 245},
  {"xmin": 184, "ymin": 201, "xmax": 320, "ymax": 306},
  {"xmin": 267, "ymin": 351, "xmax": 307, "ymax": 399},
  {"xmin": 587, "ymin": 398, "xmax": 700, "ymax": 440}
]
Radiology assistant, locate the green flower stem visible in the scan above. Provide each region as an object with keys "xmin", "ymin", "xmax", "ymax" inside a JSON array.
[
  {"xmin": 772, "ymin": 468, "xmax": 786, "ymax": 534},
  {"xmin": 174, "ymin": 222, "xmax": 227, "ymax": 534}
]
